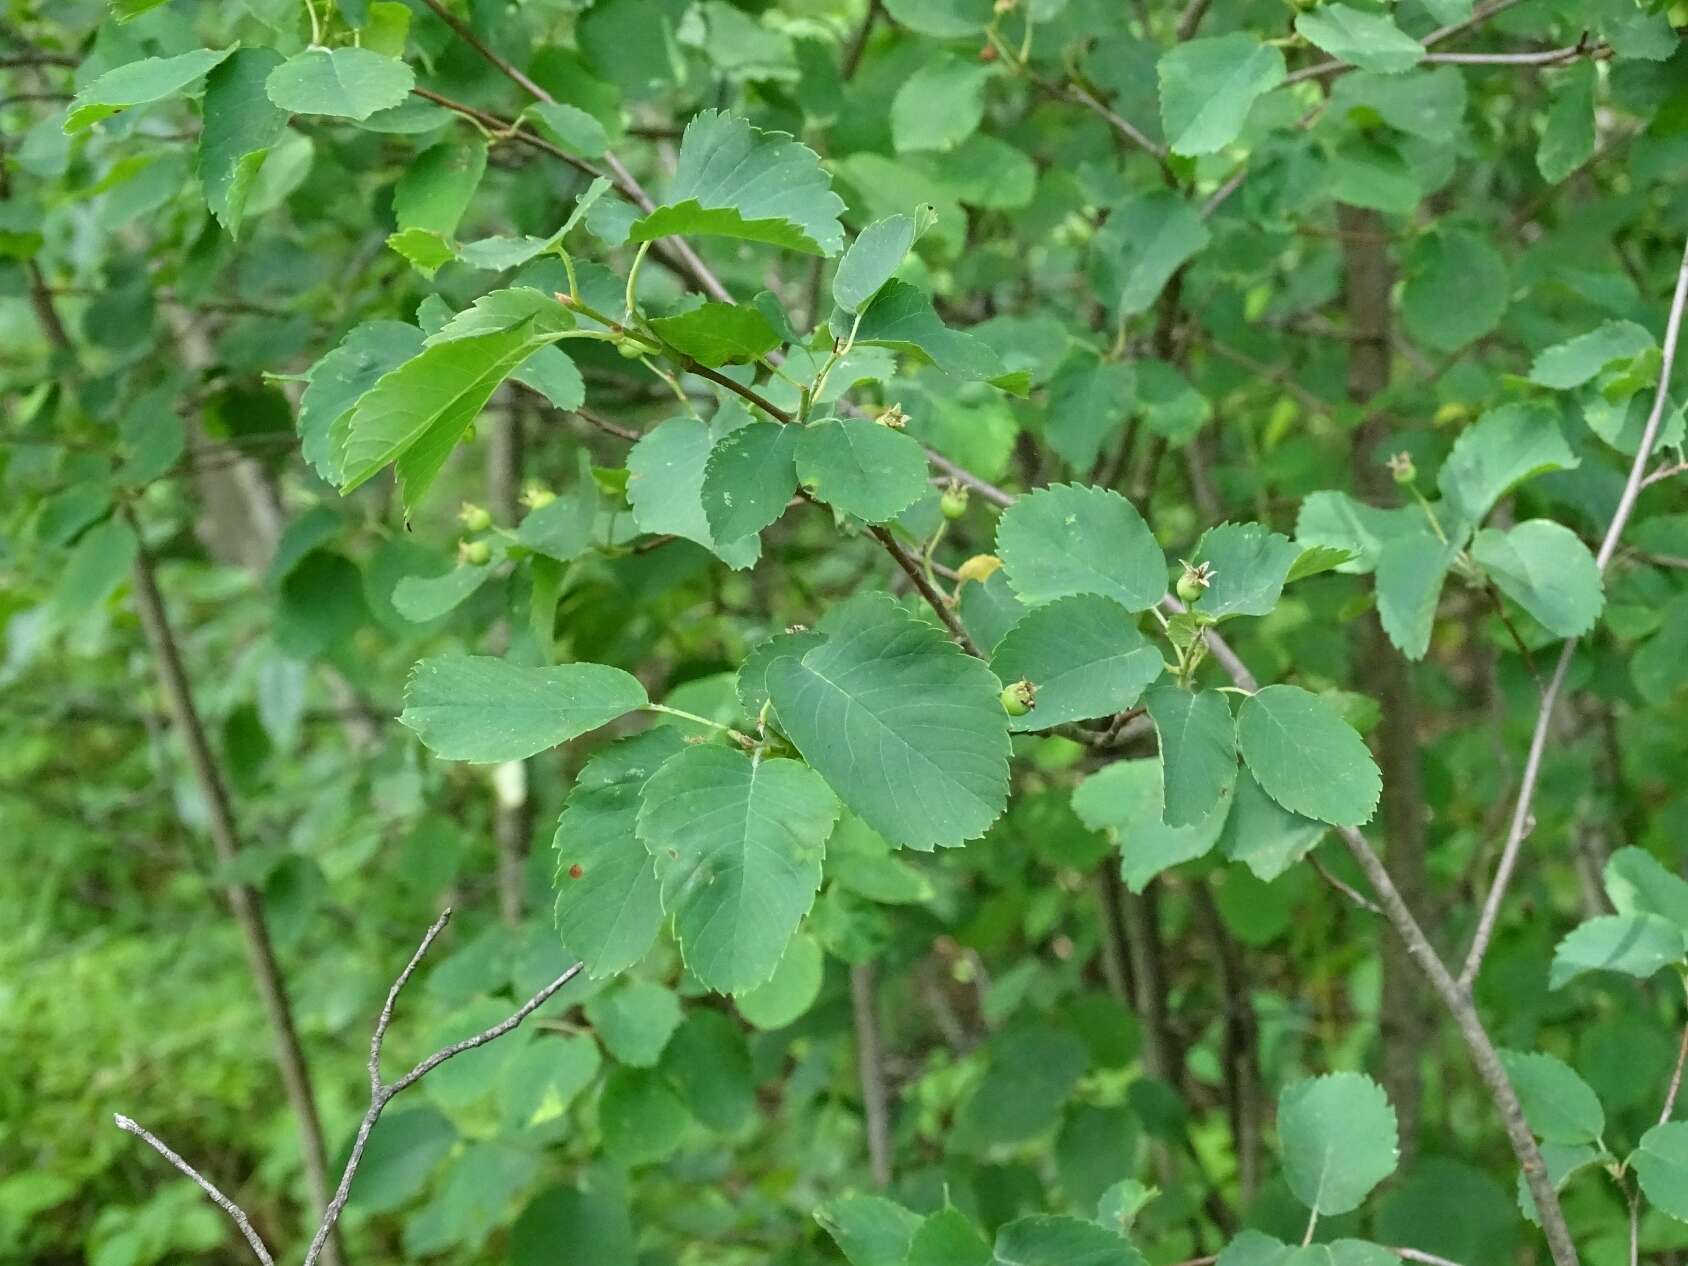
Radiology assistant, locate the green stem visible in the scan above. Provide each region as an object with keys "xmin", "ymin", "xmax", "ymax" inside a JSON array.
[
  {"xmin": 644, "ymin": 703, "xmax": 754, "ymax": 747},
  {"xmin": 624, "ymin": 240, "xmax": 653, "ymax": 323}
]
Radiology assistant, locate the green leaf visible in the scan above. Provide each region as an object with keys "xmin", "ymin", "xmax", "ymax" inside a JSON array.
[
  {"xmin": 585, "ymin": 981, "xmax": 683, "ymax": 1067},
  {"xmin": 991, "ymin": 1214, "xmax": 1145, "ymax": 1266},
  {"xmin": 628, "ymin": 110, "xmax": 845, "ymax": 256},
  {"xmin": 1144, "ymin": 686, "xmax": 1236, "ymax": 828},
  {"xmin": 392, "ymin": 562, "xmax": 492, "ymax": 623},
  {"xmin": 650, "ymin": 302, "xmax": 780, "ymax": 367},
  {"xmin": 598, "ymin": 1068, "xmax": 690, "ymax": 1165},
  {"xmin": 1549, "ymin": 913, "xmax": 1686, "ymax": 989},
  {"xmin": 848, "ymin": 280, "xmax": 1011, "ymax": 384},
  {"xmin": 1471, "ymin": 520, "xmax": 1603, "ymax": 637},
  {"xmin": 834, "ymin": 213, "xmax": 919, "ymax": 314},
  {"xmin": 1236, "ymin": 685, "xmax": 1380, "ymax": 828},
  {"xmin": 1604, "ymin": 847, "xmax": 1688, "ymax": 936},
  {"xmin": 794, "ymin": 417, "xmax": 929, "ymax": 523},
  {"xmin": 1190, "ymin": 521, "xmax": 1302, "ymax": 620},
  {"xmin": 910, "ymin": 1208, "xmax": 993, "ymax": 1266},
  {"xmin": 1072, "ymin": 759, "xmax": 1228, "ymax": 891},
  {"xmin": 65, "ymin": 47, "xmax": 235, "ymax": 133},
  {"xmin": 626, "ymin": 416, "xmax": 762, "ymax": 569},
  {"xmin": 457, "ymin": 177, "xmax": 610, "ymax": 271},
  {"xmin": 265, "ymin": 47, "xmax": 414, "ymax": 120},
  {"xmin": 1218, "ymin": 767, "xmax": 1327, "ymax": 881},
  {"xmin": 988, "ymin": 595, "xmax": 1164, "ymax": 732},
  {"xmin": 1089, "ymin": 192, "xmax": 1211, "ymax": 316},
  {"xmin": 1329, "ymin": 66, "xmax": 1467, "ymax": 139},
  {"xmin": 1157, "ymin": 34, "xmax": 1286, "ymax": 156},
  {"xmin": 1295, "ymin": 5, "xmax": 1424, "ymax": 74},
  {"xmin": 553, "ymin": 728, "xmax": 687, "ymax": 978},
  {"xmin": 816, "ymin": 1195, "xmax": 923, "ymax": 1266},
  {"xmin": 1498, "ymin": 1050, "xmax": 1605, "ymax": 1146},
  {"xmin": 1295, "ymin": 490, "xmax": 1422, "ymax": 575},
  {"xmin": 960, "ymin": 1029, "xmax": 1090, "ymax": 1145},
  {"xmin": 1284, "ymin": 545, "xmax": 1355, "ymax": 585},
  {"xmin": 526, "ymin": 101, "xmax": 609, "ymax": 157},
  {"xmin": 700, "ymin": 421, "xmax": 800, "ymax": 542},
  {"xmin": 50, "ymin": 518, "xmax": 137, "ymax": 625},
  {"xmin": 1633, "ymin": 1122, "xmax": 1688, "ymax": 1222},
  {"xmin": 765, "ymin": 593, "xmax": 1011, "ymax": 850},
  {"xmin": 660, "ymin": 1010, "xmax": 756, "ymax": 1130},
  {"xmin": 1436, "ymin": 401, "xmax": 1578, "ymax": 526},
  {"xmin": 638, "ymin": 746, "xmax": 838, "ymax": 992},
  {"xmin": 337, "ymin": 314, "xmax": 568, "ymax": 507},
  {"xmin": 394, "ymin": 140, "xmax": 487, "ymax": 237},
  {"xmin": 1045, "ymin": 359, "xmax": 1135, "ymax": 471},
  {"xmin": 513, "ymin": 344, "xmax": 584, "ymax": 411},
  {"xmin": 1528, "ymin": 320, "xmax": 1655, "ymax": 390},
  {"xmin": 1537, "ymin": 61, "xmax": 1596, "ymax": 183},
  {"xmin": 892, "ymin": 54, "xmax": 994, "ymax": 153},
  {"xmin": 998, "ymin": 484, "xmax": 1166, "ymax": 614},
  {"xmin": 1278, "ymin": 1073, "xmax": 1399, "ymax": 1215},
  {"xmin": 1400, "ymin": 228, "xmax": 1507, "ymax": 353},
  {"xmin": 1218, "ymin": 1236, "xmax": 1396, "ymax": 1266},
  {"xmin": 386, "ymin": 228, "xmax": 456, "ymax": 278},
  {"xmin": 400, "ymin": 655, "xmax": 647, "ymax": 762},
  {"xmin": 298, "ymin": 320, "xmax": 423, "ymax": 485},
  {"xmin": 734, "ymin": 931, "xmax": 824, "ymax": 1029},
  {"xmin": 882, "ymin": 0, "xmax": 991, "ymax": 37},
  {"xmin": 349, "ymin": 1108, "xmax": 456, "ymax": 1213},
  {"xmin": 1375, "ymin": 531, "xmax": 1459, "ymax": 661},
  {"xmin": 1518, "ymin": 1142, "xmax": 1605, "ymax": 1228},
  {"xmin": 1328, "ymin": 134, "xmax": 1421, "ymax": 214},
  {"xmin": 197, "ymin": 48, "xmax": 289, "ymax": 237}
]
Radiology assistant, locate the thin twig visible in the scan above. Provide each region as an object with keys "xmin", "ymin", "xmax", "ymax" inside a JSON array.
[
  {"xmin": 118, "ymin": 913, "xmax": 584, "ymax": 1266},
  {"xmin": 868, "ymin": 524, "xmax": 980, "ymax": 656},
  {"xmin": 112, "ymin": 1116, "xmax": 276, "ymax": 1266},
  {"xmin": 300, "ymin": 913, "xmax": 581, "ymax": 1266},
  {"xmin": 1311, "ymin": 854, "xmax": 1383, "ymax": 915},
  {"xmin": 684, "ymin": 360, "xmax": 794, "ymax": 423},
  {"xmin": 1661, "ymin": 1022, "xmax": 1688, "ymax": 1125},
  {"xmin": 1461, "ymin": 237, "xmax": 1688, "ymax": 989}
]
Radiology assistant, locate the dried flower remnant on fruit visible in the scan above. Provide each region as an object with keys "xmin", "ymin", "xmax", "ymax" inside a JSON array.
[
  {"xmin": 1000, "ymin": 678, "xmax": 1036, "ymax": 717},
  {"xmin": 1176, "ymin": 559, "xmax": 1216, "ymax": 604},
  {"xmin": 1386, "ymin": 451, "xmax": 1417, "ymax": 485},
  {"xmin": 877, "ymin": 403, "xmax": 908, "ymax": 429}
]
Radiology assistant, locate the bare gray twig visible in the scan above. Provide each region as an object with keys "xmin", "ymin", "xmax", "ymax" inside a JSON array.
[
  {"xmin": 112, "ymin": 1115, "xmax": 276, "ymax": 1266},
  {"xmin": 1461, "ymin": 237, "xmax": 1688, "ymax": 989},
  {"xmin": 116, "ymin": 911, "xmax": 584, "ymax": 1266}
]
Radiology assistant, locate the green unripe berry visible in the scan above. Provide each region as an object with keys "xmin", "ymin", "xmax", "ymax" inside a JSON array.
[
  {"xmin": 458, "ymin": 502, "xmax": 492, "ymax": 532},
  {"xmin": 1387, "ymin": 451, "xmax": 1417, "ymax": 485},
  {"xmin": 1176, "ymin": 572, "xmax": 1205, "ymax": 604},
  {"xmin": 939, "ymin": 483, "xmax": 969, "ymax": 521},
  {"xmin": 459, "ymin": 538, "xmax": 491, "ymax": 566},
  {"xmin": 1000, "ymin": 679, "xmax": 1036, "ymax": 717},
  {"xmin": 522, "ymin": 483, "xmax": 557, "ymax": 510}
]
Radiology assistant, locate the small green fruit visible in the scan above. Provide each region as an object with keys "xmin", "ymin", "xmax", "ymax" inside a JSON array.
[
  {"xmin": 521, "ymin": 483, "xmax": 557, "ymax": 510},
  {"xmin": 1175, "ymin": 572, "xmax": 1205, "ymax": 604},
  {"xmin": 1387, "ymin": 451, "xmax": 1417, "ymax": 485},
  {"xmin": 458, "ymin": 502, "xmax": 492, "ymax": 532},
  {"xmin": 459, "ymin": 538, "xmax": 491, "ymax": 566},
  {"xmin": 939, "ymin": 483, "xmax": 969, "ymax": 520},
  {"xmin": 1000, "ymin": 679, "xmax": 1035, "ymax": 717}
]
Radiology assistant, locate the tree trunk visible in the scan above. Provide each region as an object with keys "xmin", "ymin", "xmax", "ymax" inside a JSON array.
[{"xmin": 1340, "ymin": 203, "xmax": 1430, "ymax": 1157}]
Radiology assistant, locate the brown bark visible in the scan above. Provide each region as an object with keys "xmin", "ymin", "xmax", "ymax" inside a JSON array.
[
  {"xmin": 1339, "ymin": 203, "xmax": 1430, "ymax": 1157},
  {"xmin": 126, "ymin": 522, "xmax": 343, "ymax": 1266},
  {"xmin": 850, "ymin": 963, "xmax": 893, "ymax": 1187}
]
